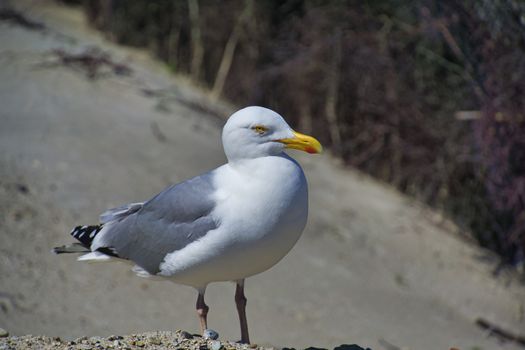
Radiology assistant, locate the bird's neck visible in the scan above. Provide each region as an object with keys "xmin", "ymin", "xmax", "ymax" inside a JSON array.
[
  {"xmin": 228, "ymin": 152, "xmax": 286, "ymax": 168},
  {"xmin": 226, "ymin": 153, "xmax": 302, "ymax": 179}
]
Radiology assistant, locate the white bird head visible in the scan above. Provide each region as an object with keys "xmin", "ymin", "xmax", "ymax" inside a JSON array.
[{"xmin": 222, "ymin": 106, "xmax": 323, "ymax": 162}]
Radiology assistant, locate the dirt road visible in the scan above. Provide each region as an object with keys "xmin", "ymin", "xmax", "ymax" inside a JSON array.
[{"xmin": 0, "ymin": 2, "xmax": 524, "ymax": 349}]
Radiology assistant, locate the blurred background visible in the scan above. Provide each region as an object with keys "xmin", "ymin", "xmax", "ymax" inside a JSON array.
[
  {"xmin": 1, "ymin": 1, "xmax": 524, "ymax": 349},
  {"xmin": 76, "ymin": 0, "xmax": 525, "ymax": 267}
]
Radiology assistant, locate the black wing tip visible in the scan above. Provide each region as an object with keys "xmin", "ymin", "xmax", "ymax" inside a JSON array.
[
  {"xmin": 65, "ymin": 224, "xmax": 122, "ymax": 259},
  {"xmin": 96, "ymin": 247, "xmax": 120, "ymax": 258},
  {"xmin": 70, "ymin": 224, "xmax": 103, "ymax": 247}
]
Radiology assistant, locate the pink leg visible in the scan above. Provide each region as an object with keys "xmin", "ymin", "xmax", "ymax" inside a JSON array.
[
  {"xmin": 196, "ymin": 290, "xmax": 209, "ymax": 334},
  {"xmin": 235, "ymin": 280, "xmax": 250, "ymax": 344}
]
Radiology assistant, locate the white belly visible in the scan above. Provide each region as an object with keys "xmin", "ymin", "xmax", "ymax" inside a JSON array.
[{"xmin": 158, "ymin": 155, "xmax": 308, "ymax": 288}]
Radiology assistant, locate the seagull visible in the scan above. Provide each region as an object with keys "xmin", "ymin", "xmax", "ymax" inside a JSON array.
[{"xmin": 53, "ymin": 106, "xmax": 322, "ymax": 344}]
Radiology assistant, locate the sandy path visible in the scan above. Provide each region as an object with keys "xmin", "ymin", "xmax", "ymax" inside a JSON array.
[{"xmin": 0, "ymin": 2, "xmax": 524, "ymax": 349}]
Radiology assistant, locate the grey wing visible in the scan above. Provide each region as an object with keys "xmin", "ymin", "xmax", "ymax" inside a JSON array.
[
  {"xmin": 99, "ymin": 202, "xmax": 143, "ymax": 223},
  {"xmin": 92, "ymin": 172, "xmax": 218, "ymax": 274}
]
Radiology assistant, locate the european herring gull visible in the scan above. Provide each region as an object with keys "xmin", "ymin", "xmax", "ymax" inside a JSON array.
[{"xmin": 54, "ymin": 106, "xmax": 322, "ymax": 343}]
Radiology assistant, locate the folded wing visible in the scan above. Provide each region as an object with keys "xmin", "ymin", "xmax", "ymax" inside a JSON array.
[{"xmin": 91, "ymin": 172, "xmax": 218, "ymax": 275}]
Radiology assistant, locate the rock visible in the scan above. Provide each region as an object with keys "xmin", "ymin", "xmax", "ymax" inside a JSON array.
[
  {"xmin": 180, "ymin": 331, "xmax": 194, "ymax": 339},
  {"xmin": 0, "ymin": 329, "xmax": 8, "ymax": 338},
  {"xmin": 89, "ymin": 336, "xmax": 103, "ymax": 344},
  {"xmin": 108, "ymin": 335, "xmax": 123, "ymax": 341},
  {"xmin": 148, "ymin": 336, "xmax": 161, "ymax": 345},
  {"xmin": 210, "ymin": 340, "xmax": 222, "ymax": 350},
  {"xmin": 333, "ymin": 345, "xmax": 369, "ymax": 350},
  {"xmin": 203, "ymin": 329, "xmax": 219, "ymax": 340}
]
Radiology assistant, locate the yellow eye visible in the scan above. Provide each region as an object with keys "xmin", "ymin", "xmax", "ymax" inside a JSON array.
[{"xmin": 252, "ymin": 125, "xmax": 268, "ymax": 134}]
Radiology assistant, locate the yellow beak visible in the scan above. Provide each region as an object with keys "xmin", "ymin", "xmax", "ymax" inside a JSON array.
[{"xmin": 277, "ymin": 131, "xmax": 323, "ymax": 154}]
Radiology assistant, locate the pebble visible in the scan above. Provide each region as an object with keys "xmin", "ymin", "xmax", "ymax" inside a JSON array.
[
  {"xmin": 148, "ymin": 336, "xmax": 161, "ymax": 345},
  {"xmin": 89, "ymin": 337, "xmax": 102, "ymax": 343},
  {"xmin": 180, "ymin": 331, "xmax": 194, "ymax": 339},
  {"xmin": 0, "ymin": 329, "xmax": 8, "ymax": 338},
  {"xmin": 108, "ymin": 335, "xmax": 123, "ymax": 341},
  {"xmin": 210, "ymin": 340, "xmax": 223, "ymax": 350},
  {"xmin": 203, "ymin": 329, "xmax": 219, "ymax": 340}
]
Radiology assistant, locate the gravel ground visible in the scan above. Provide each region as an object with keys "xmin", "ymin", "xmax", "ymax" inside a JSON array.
[
  {"xmin": 0, "ymin": 330, "xmax": 268, "ymax": 350},
  {"xmin": 0, "ymin": 330, "xmax": 369, "ymax": 350}
]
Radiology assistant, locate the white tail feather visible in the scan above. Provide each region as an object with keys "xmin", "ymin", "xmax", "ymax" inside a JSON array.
[
  {"xmin": 77, "ymin": 252, "xmax": 113, "ymax": 262},
  {"xmin": 132, "ymin": 265, "xmax": 164, "ymax": 280}
]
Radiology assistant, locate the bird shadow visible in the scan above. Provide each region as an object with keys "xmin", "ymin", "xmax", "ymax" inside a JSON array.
[{"xmin": 294, "ymin": 345, "xmax": 370, "ymax": 350}]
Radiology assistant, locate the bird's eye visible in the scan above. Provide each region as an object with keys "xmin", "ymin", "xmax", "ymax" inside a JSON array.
[{"xmin": 251, "ymin": 125, "xmax": 268, "ymax": 135}]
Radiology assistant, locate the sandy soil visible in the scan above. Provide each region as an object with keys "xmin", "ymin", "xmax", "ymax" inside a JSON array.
[{"xmin": 0, "ymin": 2, "xmax": 524, "ymax": 349}]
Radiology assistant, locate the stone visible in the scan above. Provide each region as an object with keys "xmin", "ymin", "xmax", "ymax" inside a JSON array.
[
  {"xmin": 210, "ymin": 340, "xmax": 222, "ymax": 350},
  {"xmin": 0, "ymin": 328, "xmax": 8, "ymax": 338},
  {"xmin": 180, "ymin": 331, "xmax": 194, "ymax": 339},
  {"xmin": 202, "ymin": 329, "xmax": 219, "ymax": 340},
  {"xmin": 149, "ymin": 336, "xmax": 162, "ymax": 345}
]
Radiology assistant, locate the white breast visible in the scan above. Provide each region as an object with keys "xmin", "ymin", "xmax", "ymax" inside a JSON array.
[{"xmin": 158, "ymin": 154, "xmax": 308, "ymax": 288}]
